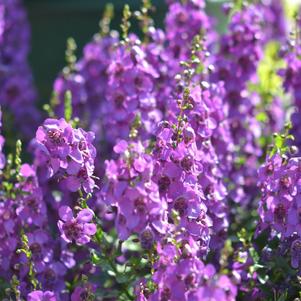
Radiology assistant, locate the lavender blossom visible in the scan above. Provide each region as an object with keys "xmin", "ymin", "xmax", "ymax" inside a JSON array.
[{"xmin": 57, "ymin": 206, "xmax": 96, "ymax": 245}]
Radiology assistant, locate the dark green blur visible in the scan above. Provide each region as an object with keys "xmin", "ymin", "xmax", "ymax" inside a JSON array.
[{"xmin": 24, "ymin": 0, "xmax": 227, "ymax": 105}]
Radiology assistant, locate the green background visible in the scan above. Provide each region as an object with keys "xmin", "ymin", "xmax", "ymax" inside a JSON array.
[{"xmin": 23, "ymin": 0, "xmax": 226, "ymax": 105}]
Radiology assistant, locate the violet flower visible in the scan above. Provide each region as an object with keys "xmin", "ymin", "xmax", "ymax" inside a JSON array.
[
  {"xmin": 27, "ymin": 290, "xmax": 56, "ymax": 301},
  {"xmin": 58, "ymin": 206, "xmax": 96, "ymax": 245}
]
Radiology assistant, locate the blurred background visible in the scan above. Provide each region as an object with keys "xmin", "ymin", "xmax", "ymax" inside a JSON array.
[{"xmin": 23, "ymin": 0, "xmax": 226, "ymax": 105}]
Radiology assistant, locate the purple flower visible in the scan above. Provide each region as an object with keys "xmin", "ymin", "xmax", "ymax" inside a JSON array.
[
  {"xmin": 261, "ymin": 0, "xmax": 287, "ymax": 42},
  {"xmin": 34, "ymin": 118, "xmax": 97, "ymax": 192},
  {"xmin": 291, "ymin": 239, "xmax": 301, "ymax": 269},
  {"xmin": 100, "ymin": 40, "xmax": 161, "ymax": 144},
  {"xmin": 27, "ymin": 290, "xmax": 56, "ymax": 301},
  {"xmin": 138, "ymin": 242, "xmax": 237, "ymax": 301},
  {"xmin": 258, "ymin": 154, "xmax": 301, "ymax": 239},
  {"xmin": 71, "ymin": 284, "xmax": 96, "ymax": 301},
  {"xmin": 53, "ymin": 73, "xmax": 87, "ymax": 118},
  {"xmin": 165, "ymin": 0, "xmax": 213, "ymax": 61},
  {"xmin": 0, "ymin": 0, "xmax": 40, "ymax": 140},
  {"xmin": 0, "ymin": 1, "xmax": 294, "ymax": 299},
  {"xmin": 58, "ymin": 206, "xmax": 96, "ymax": 245},
  {"xmin": 101, "ymin": 140, "xmax": 169, "ymax": 241},
  {"xmin": 0, "ymin": 108, "xmax": 5, "ymax": 169},
  {"xmin": 211, "ymin": 3, "xmax": 279, "ymax": 206},
  {"xmin": 38, "ymin": 261, "xmax": 66, "ymax": 294},
  {"xmin": 27, "ymin": 230, "xmax": 52, "ymax": 272},
  {"xmin": 279, "ymin": 47, "xmax": 301, "ymax": 156}
]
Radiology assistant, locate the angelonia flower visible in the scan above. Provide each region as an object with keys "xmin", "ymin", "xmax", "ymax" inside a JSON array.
[
  {"xmin": 53, "ymin": 34, "xmax": 161, "ymax": 149},
  {"xmin": 0, "ymin": 0, "xmax": 40, "ymax": 139},
  {"xmin": 33, "ymin": 118, "xmax": 97, "ymax": 193},
  {"xmin": 258, "ymin": 153, "xmax": 300, "ymax": 237},
  {"xmin": 164, "ymin": 0, "xmax": 214, "ymax": 62},
  {"xmin": 0, "ymin": 107, "xmax": 5, "ymax": 169},
  {"xmin": 212, "ymin": 4, "xmax": 264, "ymax": 205},
  {"xmin": 257, "ymin": 152, "xmax": 301, "ymax": 270},
  {"xmin": 27, "ymin": 290, "xmax": 57, "ymax": 301},
  {"xmin": 279, "ymin": 46, "xmax": 301, "ymax": 154},
  {"xmin": 100, "ymin": 39, "xmax": 161, "ymax": 144},
  {"xmin": 52, "ymin": 0, "xmax": 215, "ymax": 153},
  {"xmin": 101, "ymin": 139, "xmax": 168, "ymax": 242},
  {"xmin": 0, "ymin": 117, "xmax": 97, "ymax": 298},
  {"xmin": 261, "ymin": 0, "xmax": 287, "ymax": 42},
  {"xmin": 53, "ymin": 34, "xmax": 118, "ymax": 128},
  {"xmin": 163, "ymin": 46, "xmax": 233, "ymax": 249},
  {"xmin": 136, "ymin": 242, "xmax": 237, "ymax": 301},
  {"xmin": 152, "ymin": 120, "xmax": 222, "ymax": 252},
  {"xmin": 57, "ymin": 206, "xmax": 96, "ymax": 245},
  {"xmin": 1, "ymin": 0, "xmax": 300, "ymax": 300},
  {"xmin": 0, "ymin": 164, "xmax": 45, "ymax": 275},
  {"xmin": 70, "ymin": 283, "xmax": 96, "ymax": 301},
  {"xmin": 0, "ymin": 162, "xmax": 68, "ymax": 297},
  {"xmin": 212, "ymin": 0, "xmax": 286, "ymax": 205},
  {"xmin": 144, "ymin": 0, "xmax": 214, "ymax": 111}
]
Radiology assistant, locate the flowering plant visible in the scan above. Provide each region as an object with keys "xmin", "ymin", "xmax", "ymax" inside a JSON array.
[{"xmin": 1, "ymin": 0, "xmax": 301, "ymax": 300}]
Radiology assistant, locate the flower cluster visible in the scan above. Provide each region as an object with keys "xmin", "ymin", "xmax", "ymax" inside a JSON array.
[
  {"xmin": 101, "ymin": 140, "xmax": 168, "ymax": 243},
  {"xmin": 53, "ymin": 35, "xmax": 118, "ymax": 129},
  {"xmin": 152, "ymin": 120, "xmax": 225, "ymax": 252},
  {"xmin": 144, "ymin": 0, "xmax": 214, "ymax": 111},
  {"xmin": 34, "ymin": 118, "xmax": 96, "ymax": 193},
  {"xmin": 258, "ymin": 153, "xmax": 301, "ymax": 238},
  {"xmin": 0, "ymin": 108, "xmax": 5, "ymax": 169},
  {"xmin": 164, "ymin": 0, "xmax": 213, "ymax": 62},
  {"xmin": 1, "ymin": 0, "xmax": 301, "ymax": 300},
  {"xmin": 137, "ymin": 242, "xmax": 237, "ymax": 301},
  {"xmin": 101, "ymin": 41, "xmax": 161, "ymax": 144},
  {"xmin": 0, "ymin": 0, "xmax": 40, "ymax": 139},
  {"xmin": 261, "ymin": 0, "xmax": 287, "ymax": 42},
  {"xmin": 280, "ymin": 47, "xmax": 301, "ymax": 154},
  {"xmin": 0, "ymin": 163, "xmax": 68, "ymax": 296},
  {"xmin": 258, "ymin": 152, "xmax": 301, "ymax": 272},
  {"xmin": 0, "ymin": 117, "xmax": 98, "ymax": 299},
  {"xmin": 53, "ymin": 35, "xmax": 162, "ymax": 150},
  {"xmin": 212, "ymin": 4, "xmax": 266, "ymax": 205}
]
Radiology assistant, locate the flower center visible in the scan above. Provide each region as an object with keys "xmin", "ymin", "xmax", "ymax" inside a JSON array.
[
  {"xmin": 63, "ymin": 220, "xmax": 83, "ymax": 241},
  {"xmin": 30, "ymin": 243, "xmax": 43, "ymax": 261},
  {"xmin": 181, "ymin": 156, "xmax": 193, "ymax": 172},
  {"xmin": 134, "ymin": 197, "xmax": 146, "ymax": 214},
  {"xmin": 140, "ymin": 229, "xmax": 154, "ymax": 249},
  {"xmin": 174, "ymin": 197, "xmax": 188, "ymax": 216},
  {"xmin": 160, "ymin": 287, "xmax": 171, "ymax": 301},
  {"xmin": 274, "ymin": 204, "xmax": 286, "ymax": 224},
  {"xmin": 158, "ymin": 176, "xmax": 171, "ymax": 193},
  {"xmin": 47, "ymin": 129, "xmax": 64, "ymax": 145}
]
